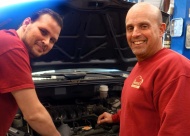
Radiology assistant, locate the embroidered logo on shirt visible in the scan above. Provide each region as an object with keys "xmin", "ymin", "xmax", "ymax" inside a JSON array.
[{"xmin": 131, "ymin": 75, "xmax": 143, "ymax": 89}]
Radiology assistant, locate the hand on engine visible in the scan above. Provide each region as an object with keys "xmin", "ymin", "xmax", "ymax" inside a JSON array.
[{"xmin": 97, "ymin": 112, "xmax": 113, "ymax": 125}]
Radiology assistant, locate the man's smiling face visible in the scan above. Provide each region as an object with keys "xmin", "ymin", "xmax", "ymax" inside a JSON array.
[
  {"xmin": 21, "ymin": 14, "xmax": 61, "ymax": 58},
  {"xmin": 125, "ymin": 3, "xmax": 166, "ymax": 61}
]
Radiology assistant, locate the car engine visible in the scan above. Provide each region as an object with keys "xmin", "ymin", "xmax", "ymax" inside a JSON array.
[{"xmin": 8, "ymin": 70, "xmax": 126, "ymax": 136}]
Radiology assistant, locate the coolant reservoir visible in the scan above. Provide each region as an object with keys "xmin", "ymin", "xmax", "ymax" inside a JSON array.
[{"xmin": 99, "ymin": 85, "xmax": 109, "ymax": 99}]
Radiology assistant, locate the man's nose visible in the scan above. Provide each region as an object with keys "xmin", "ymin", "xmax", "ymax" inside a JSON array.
[
  {"xmin": 132, "ymin": 28, "xmax": 141, "ymax": 37},
  {"xmin": 42, "ymin": 37, "xmax": 50, "ymax": 45}
]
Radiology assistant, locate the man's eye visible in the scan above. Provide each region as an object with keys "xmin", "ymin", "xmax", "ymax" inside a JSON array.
[
  {"xmin": 40, "ymin": 29, "xmax": 47, "ymax": 35},
  {"xmin": 50, "ymin": 38, "xmax": 56, "ymax": 44},
  {"xmin": 141, "ymin": 25, "xmax": 148, "ymax": 29},
  {"xmin": 127, "ymin": 27, "xmax": 133, "ymax": 32}
]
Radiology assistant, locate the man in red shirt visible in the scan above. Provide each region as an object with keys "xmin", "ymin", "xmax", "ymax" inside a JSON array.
[
  {"xmin": 97, "ymin": 2, "xmax": 190, "ymax": 136},
  {"xmin": 0, "ymin": 9, "xmax": 63, "ymax": 136}
]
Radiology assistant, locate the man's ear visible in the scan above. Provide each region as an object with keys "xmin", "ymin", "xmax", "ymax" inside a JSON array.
[
  {"xmin": 22, "ymin": 17, "xmax": 31, "ymax": 26},
  {"xmin": 160, "ymin": 23, "xmax": 166, "ymax": 37}
]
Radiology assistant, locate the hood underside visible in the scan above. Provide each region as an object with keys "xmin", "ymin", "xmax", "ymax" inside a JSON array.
[{"xmin": 0, "ymin": 0, "xmax": 169, "ymax": 72}]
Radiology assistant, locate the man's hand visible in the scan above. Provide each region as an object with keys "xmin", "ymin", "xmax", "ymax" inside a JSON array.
[{"xmin": 97, "ymin": 112, "xmax": 113, "ymax": 125}]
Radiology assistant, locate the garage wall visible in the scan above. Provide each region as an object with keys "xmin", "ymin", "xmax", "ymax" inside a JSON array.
[{"xmin": 137, "ymin": 0, "xmax": 164, "ymax": 10}]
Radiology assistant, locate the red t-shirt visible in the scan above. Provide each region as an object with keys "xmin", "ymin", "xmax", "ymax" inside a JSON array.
[
  {"xmin": 0, "ymin": 29, "xmax": 35, "ymax": 135},
  {"xmin": 112, "ymin": 48, "xmax": 190, "ymax": 136}
]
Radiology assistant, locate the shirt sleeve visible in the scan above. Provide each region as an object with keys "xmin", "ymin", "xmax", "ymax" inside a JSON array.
[
  {"xmin": 154, "ymin": 75, "xmax": 190, "ymax": 135},
  {"xmin": 112, "ymin": 109, "xmax": 121, "ymax": 123},
  {"xmin": 0, "ymin": 48, "xmax": 35, "ymax": 93}
]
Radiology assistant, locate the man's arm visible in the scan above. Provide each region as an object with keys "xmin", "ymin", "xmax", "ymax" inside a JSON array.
[
  {"xmin": 97, "ymin": 110, "xmax": 121, "ymax": 125},
  {"xmin": 11, "ymin": 88, "xmax": 61, "ymax": 136},
  {"xmin": 155, "ymin": 75, "xmax": 190, "ymax": 135}
]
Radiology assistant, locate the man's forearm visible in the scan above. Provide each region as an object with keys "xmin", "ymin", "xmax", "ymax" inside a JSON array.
[{"xmin": 24, "ymin": 107, "xmax": 61, "ymax": 136}]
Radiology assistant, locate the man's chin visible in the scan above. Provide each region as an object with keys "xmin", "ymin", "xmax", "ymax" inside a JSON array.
[
  {"xmin": 132, "ymin": 50, "xmax": 145, "ymax": 57},
  {"xmin": 29, "ymin": 52, "xmax": 43, "ymax": 58}
]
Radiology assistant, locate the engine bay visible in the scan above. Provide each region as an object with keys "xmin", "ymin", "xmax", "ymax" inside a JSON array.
[{"xmin": 9, "ymin": 70, "xmax": 125, "ymax": 136}]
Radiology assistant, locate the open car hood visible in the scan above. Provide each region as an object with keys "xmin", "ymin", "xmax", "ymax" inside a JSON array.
[{"xmin": 0, "ymin": 0, "xmax": 169, "ymax": 72}]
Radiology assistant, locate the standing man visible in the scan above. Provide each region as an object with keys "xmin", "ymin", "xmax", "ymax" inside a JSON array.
[
  {"xmin": 0, "ymin": 8, "xmax": 63, "ymax": 136},
  {"xmin": 97, "ymin": 2, "xmax": 190, "ymax": 136}
]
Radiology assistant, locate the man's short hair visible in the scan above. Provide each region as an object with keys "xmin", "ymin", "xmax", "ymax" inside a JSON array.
[{"xmin": 30, "ymin": 8, "xmax": 63, "ymax": 28}]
